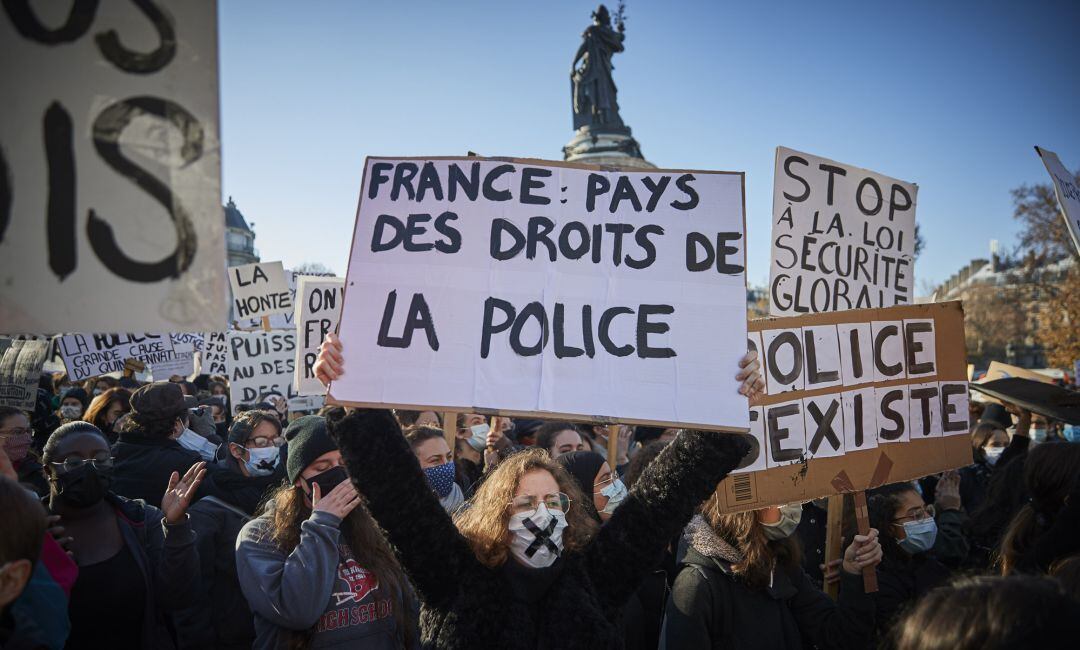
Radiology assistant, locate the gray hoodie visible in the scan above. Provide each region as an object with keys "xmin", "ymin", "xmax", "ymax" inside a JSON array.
[{"xmin": 235, "ymin": 509, "xmax": 418, "ymax": 649}]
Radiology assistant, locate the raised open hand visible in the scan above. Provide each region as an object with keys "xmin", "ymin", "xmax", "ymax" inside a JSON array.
[{"xmin": 161, "ymin": 461, "xmax": 206, "ymax": 525}]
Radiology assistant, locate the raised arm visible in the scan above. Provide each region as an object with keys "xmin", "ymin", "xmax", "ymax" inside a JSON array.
[
  {"xmin": 586, "ymin": 430, "xmax": 750, "ymax": 609},
  {"xmin": 331, "ymin": 408, "xmax": 482, "ymax": 608}
]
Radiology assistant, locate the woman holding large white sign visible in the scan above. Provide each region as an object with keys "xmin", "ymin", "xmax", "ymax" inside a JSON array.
[{"xmin": 314, "ymin": 341, "xmax": 764, "ymax": 647}]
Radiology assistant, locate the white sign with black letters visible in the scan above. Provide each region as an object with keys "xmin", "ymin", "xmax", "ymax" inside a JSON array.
[
  {"xmin": 769, "ymin": 147, "xmax": 917, "ymax": 316},
  {"xmin": 294, "ymin": 277, "xmax": 345, "ymax": 396},
  {"xmin": 332, "ymin": 157, "xmax": 749, "ymax": 431},
  {"xmin": 226, "ymin": 330, "xmax": 296, "ymax": 414},
  {"xmin": 228, "ymin": 262, "xmax": 293, "ymax": 322},
  {"xmin": 1035, "ymin": 146, "xmax": 1080, "ymax": 255},
  {"xmin": 0, "ymin": 1, "xmax": 225, "ymax": 334},
  {"xmin": 58, "ymin": 333, "xmax": 175, "ymax": 382}
]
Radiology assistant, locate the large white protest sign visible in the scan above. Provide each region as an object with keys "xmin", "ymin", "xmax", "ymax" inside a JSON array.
[
  {"xmin": 58, "ymin": 334, "xmax": 174, "ymax": 382},
  {"xmin": 226, "ymin": 330, "xmax": 296, "ymax": 413},
  {"xmin": 1035, "ymin": 147, "xmax": 1080, "ymax": 256},
  {"xmin": 198, "ymin": 332, "xmax": 229, "ymax": 376},
  {"xmin": 295, "ymin": 277, "xmax": 345, "ymax": 396},
  {"xmin": 331, "ymin": 157, "xmax": 749, "ymax": 432},
  {"xmin": 229, "ymin": 262, "xmax": 293, "ymax": 322},
  {"xmin": 0, "ymin": 2, "xmax": 225, "ymax": 334},
  {"xmin": 170, "ymin": 333, "xmax": 205, "ymax": 354},
  {"xmin": 0, "ymin": 339, "xmax": 51, "ymax": 410},
  {"xmin": 769, "ymin": 147, "xmax": 918, "ymax": 316}
]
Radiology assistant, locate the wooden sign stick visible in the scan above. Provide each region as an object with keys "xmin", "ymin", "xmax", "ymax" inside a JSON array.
[
  {"xmin": 607, "ymin": 425, "xmax": 620, "ymax": 470},
  {"xmin": 831, "ymin": 470, "xmax": 879, "ymax": 594},
  {"xmin": 442, "ymin": 411, "xmax": 458, "ymax": 456},
  {"xmin": 823, "ymin": 494, "xmax": 844, "ymax": 600},
  {"xmin": 261, "ymin": 316, "xmax": 271, "ymax": 332}
]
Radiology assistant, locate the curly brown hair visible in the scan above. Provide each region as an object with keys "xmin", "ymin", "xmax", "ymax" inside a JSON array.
[
  {"xmin": 260, "ymin": 484, "xmax": 417, "ymax": 649},
  {"xmin": 702, "ymin": 491, "xmax": 801, "ymax": 591},
  {"xmin": 453, "ymin": 448, "xmax": 599, "ymax": 568}
]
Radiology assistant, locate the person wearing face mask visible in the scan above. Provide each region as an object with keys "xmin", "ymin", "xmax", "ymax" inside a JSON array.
[
  {"xmin": 557, "ymin": 450, "xmax": 628, "ymax": 522},
  {"xmin": 404, "ymin": 425, "xmax": 470, "ymax": 514},
  {"xmin": 111, "ymin": 382, "xmax": 226, "ymax": 507},
  {"xmin": 450, "ymin": 412, "xmax": 510, "ymax": 490},
  {"xmin": 0, "ymin": 406, "xmax": 49, "ymax": 497},
  {"xmin": 57, "ymin": 387, "xmax": 89, "ymax": 424},
  {"xmin": 42, "ymin": 421, "xmax": 204, "ymax": 649},
  {"xmin": 235, "ymin": 415, "xmax": 419, "ymax": 650},
  {"xmin": 866, "ymin": 483, "xmax": 952, "ymax": 641},
  {"xmin": 82, "ymin": 387, "xmax": 132, "ymax": 444},
  {"xmin": 174, "ymin": 410, "xmax": 287, "ymax": 650},
  {"xmin": 663, "ymin": 492, "xmax": 881, "ymax": 650}
]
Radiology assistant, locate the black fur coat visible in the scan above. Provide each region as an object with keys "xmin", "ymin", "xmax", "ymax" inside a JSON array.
[{"xmin": 332, "ymin": 409, "xmax": 749, "ymax": 650}]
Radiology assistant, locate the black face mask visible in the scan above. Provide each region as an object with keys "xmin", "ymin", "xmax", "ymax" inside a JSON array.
[
  {"xmin": 305, "ymin": 466, "xmax": 348, "ymax": 498},
  {"xmin": 55, "ymin": 464, "xmax": 111, "ymax": 508}
]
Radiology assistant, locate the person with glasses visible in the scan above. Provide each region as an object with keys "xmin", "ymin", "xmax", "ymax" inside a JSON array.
[
  {"xmin": 313, "ymin": 333, "xmax": 765, "ymax": 648},
  {"xmin": 173, "ymin": 409, "xmax": 287, "ymax": 650},
  {"xmin": 557, "ymin": 450, "xmax": 628, "ymax": 522},
  {"xmin": 866, "ymin": 482, "xmax": 953, "ymax": 642},
  {"xmin": 42, "ymin": 421, "xmax": 205, "ymax": 650},
  {"xmin": 0, "ymin": 405, "xmax": 48, "ymax": 497}
]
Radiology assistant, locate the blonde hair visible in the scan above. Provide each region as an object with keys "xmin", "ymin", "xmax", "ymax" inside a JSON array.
[{"xmin": 454, "ymin": 448, "xmax": 599, "ymax": 568}]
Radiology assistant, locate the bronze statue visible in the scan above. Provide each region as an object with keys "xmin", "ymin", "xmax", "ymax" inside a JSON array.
[{"xmin": 571, "ymin": 4, "xmax": 627, "ymax": 133}]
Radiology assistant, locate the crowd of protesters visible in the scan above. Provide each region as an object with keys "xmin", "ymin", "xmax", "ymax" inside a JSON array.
[{"xmin": 2, "ymin": 339, "xmax": 1079, "ymax": 650}]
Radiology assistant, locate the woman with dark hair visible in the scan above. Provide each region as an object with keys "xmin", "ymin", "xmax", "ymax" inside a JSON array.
[
  {"xmin": 890, "ymin": 575, "xmax": 1080, "ymax": 650},
  {"xmin": 175, "ymin": 410, "xmax": 287, "ymax": 650},
  {"xmin": 82, "ymin": 387, "xmax": 132, "ymax": 443},
  {"xmin": 663, "ymin": 492, "xmax": 881, "ymax": 649},
  {"xmin": 0, "ymin": 406, "xmax": 48, "ymax": 496},
  {"xmin": 999, "ymin": 442, "xmax": 1080, "ymax": 575},
  {"xmin": 236, "ymin": 415, "xmax": 419, "ymax": 650},
  {"xmin": 865, "ymin": 482, "xmax": 952, "ymax": 639},
  {"xmin": 536, "ymin": 422, "xmax": 588, "ymax": 459},
  {"xmin": 43, "ymin": 420, "xmax": 204, "ymax": 649},
  {"xmin": 557, "ymin": 450, "xmax": 627, "ymax": 522},
  {"xmin": 403, "ymin": 425, "xmax": 468, "ymax": 514}
]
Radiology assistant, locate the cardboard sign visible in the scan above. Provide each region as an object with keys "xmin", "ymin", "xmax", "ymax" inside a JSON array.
[
  {"xmin": 0, "ymin": 339, "xmax": 51, "ymax": 410},
  {"xmin": 1036, "ymin": 147, "xmax": 1080, "ymax": 255},
  {"xmin": 58, "ymin": 334, "xmax": 175, "ymax": 382},
  {"xmin": 229, "ymin": 262, "xmax": 293, "ymax": 321},
  {"xmin": 0, "ymin": 1, "xmax": 225, "ymax": 334},
  {"xmin": 150, "ymin": 351, "xmax": 196, "ymax": 380},
  {"xmin": 169, "ymin": 333, "xmax": 205, "ymax": 354},
  {"xmin": 769, "ymin": 147, "xmax": 918, "ymax": 316},
  {"xmin": 226, "ymin": 330, "xmax": 296, "ymax": 413},
  {"xmin": 983, "ymin": 361, "xmax": 1056, "ymax": 384},
  {"xmin": 722, "ymin": 302, "xmax": 971, "ymax": 512},
  {"xmin": 198, "ymin": 332, "xmax": 229, "ymax": 376},
  {"xmin": 331, "ymin": 156, "xmax": 749, "ymax": 432},
  {"xmin": 294, "ymin": 277, "xmax": 345, "ymax": 396}
]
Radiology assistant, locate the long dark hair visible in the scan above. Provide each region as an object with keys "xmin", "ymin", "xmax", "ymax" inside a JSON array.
[
  {"xmin": 999, "ymin": 443, "xmax": 1080, "ymax": 574},
  {"xmin": 867, "ymin": 483, "xmax": 921, "ymax": 562},
  {"xmin": 702, "ymin": 491, "xmax": 801, "ymax": 591},
  {"xmin": 260, "ymin": 484, "xmax": 417, "ymax": 650}
]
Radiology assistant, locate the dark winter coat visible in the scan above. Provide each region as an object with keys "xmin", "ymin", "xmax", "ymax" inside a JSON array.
[
  {"xmin": 58, "ymin": 493, "xmax": 202, "ymax": 649},
  {"xmin": 662, "ymin": 516, "xmax": 875, "ymax": 650},
  {"xmin": 173, "ymin": 456, "xmax": 279, "ymax": 650},
  {"xmin": 872, "ymin": 550, "xmax": 950, "ymax": 639},
  {"xmin": 111, "ymin": 430, "xmax": 224, "ymax": 507},
  {"xmin": 332, "ymin": 409, "xmax": 750, "ymax": 650}
]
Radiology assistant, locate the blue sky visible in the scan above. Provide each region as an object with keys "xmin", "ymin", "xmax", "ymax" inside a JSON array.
[{"xmin": 219, "ymin": 0, "xmax": 1080, "ymax": 293}]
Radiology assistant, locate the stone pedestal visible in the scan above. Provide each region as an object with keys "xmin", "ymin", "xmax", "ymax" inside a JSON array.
[{"xmin": 563, "ymin": 128, "xmax": 655, "ymax": 169}]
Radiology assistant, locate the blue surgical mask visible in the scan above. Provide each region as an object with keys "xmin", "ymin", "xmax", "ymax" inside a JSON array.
[
  {"xmin": 897, "ymin": 517, "xmax": 937, "ymax": 554},
  {"xmin": 243, "ymin": 446, "xmax": 280, "ymax": 477},
  {"xmin": 423, "ymin": 461, "xmax": 456, "ymax": 498},
  {"xmin": 178, "ymin": 428, "xmax": 217, "ymax": 461},
  {"xmin": 467, "ymin": 423, "xmax": 489, "ymax": 452},
  {"xmin": 1064, "ymin": 425, "xmax": 1080, "ymax": 443},
  {"xmin": 599, "ymin": 477, "xmax": 628, "ymax": 514},
  {"xmin": 983, "ymin": 446, "xmax": 1005, "ymax": 466},
  {"xmin": 1030, "ymin": 428, "xmax": 1048, "ymax": 444}
]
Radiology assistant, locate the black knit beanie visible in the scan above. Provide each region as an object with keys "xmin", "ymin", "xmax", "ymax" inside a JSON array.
[{"xmin": 284, "ymin": 415, "xmax": 337, "ymax": 484}]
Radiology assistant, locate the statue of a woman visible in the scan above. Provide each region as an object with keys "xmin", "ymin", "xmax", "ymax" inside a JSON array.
[{"xmin": 571, "ymin": 5, "xmax": 627, "ymax": 132}]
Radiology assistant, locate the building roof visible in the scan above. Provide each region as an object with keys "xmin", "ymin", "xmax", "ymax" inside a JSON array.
[{"xmin": 224, "ymin": 196, "xmax": 253, "ymax": 233}]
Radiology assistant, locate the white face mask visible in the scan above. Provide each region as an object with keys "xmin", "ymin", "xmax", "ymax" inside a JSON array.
[
  {"xmin": 598, "ymin": 478, "xmax": 628, "ymax": 514},
  {"xmin": 762, "ymin": 503, "xmax": 802, "ymax": 541},
  {"xmin": 983, "ymin": 445, "xmax": 1005, "ymax": 466},
  {"xmin": 59, "ymin": 404, "xmax": 82, "ymax": 419},
  {"xmin": 242, "ymin": 446, "xmax": 280, "ymax": 477},
  {"xmin": 508, "ymin": 502, "xmax": 567, "ymax": 568},
  {"xmin": 178, "ymin": 428, "xmax": 217, "ymax": 461},
  {"xmin": 467, "ymin": 423, "xmax": 489, "ymax": 452}
]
